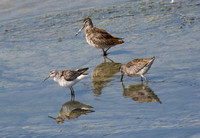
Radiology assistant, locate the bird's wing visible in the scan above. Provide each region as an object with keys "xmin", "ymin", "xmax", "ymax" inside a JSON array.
[
  {"xmin": 91, "ymin": 27, "xmax": 123, "ymax": 40},
  {"xmin": 88, "ymin": 28, "xmax": 124, "ymax": 46},
  {"xmin": 59, "ymin": 70, "xmax": 80, "ymax": 81},
  {"xmin": 126, "ymin": 59, "xmax": 149, "ymax": 73}
]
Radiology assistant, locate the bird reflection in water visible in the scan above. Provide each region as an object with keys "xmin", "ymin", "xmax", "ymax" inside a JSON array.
[
  {"xmin": 91, "ymin": 56, "xmax": 122, "ymax": 96},
  {"xmin": 122, "ymin": 82, "xmax": 161, "ymax": 104},
  {"xmin": 48, "ymin": 96, "xmax": 94, "ymax": 124}
]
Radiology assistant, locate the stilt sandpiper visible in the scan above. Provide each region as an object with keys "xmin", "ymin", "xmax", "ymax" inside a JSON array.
[{"xmin": 43, "ymin": 67, "xmax": 89, "ymax": 96}]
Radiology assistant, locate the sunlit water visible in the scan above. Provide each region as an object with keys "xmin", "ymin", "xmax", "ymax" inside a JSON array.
[{"xmin": 0, "ymin": 0, "xmax": 200, "ymax": 137}]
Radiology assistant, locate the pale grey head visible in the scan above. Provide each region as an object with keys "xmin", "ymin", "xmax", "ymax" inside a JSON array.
[
  {"xmin": 43, "ymin": 69, "xmax": 58, "ymax": 82},
  {"xmin": 49, "ymin": 70, "xmax": 58, "ymax": 77}
]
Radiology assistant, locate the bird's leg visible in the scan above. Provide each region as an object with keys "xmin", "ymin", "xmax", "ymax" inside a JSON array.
[
  {"xmin": 120, "ymin": 72, "xmax": 124, "ymax": 82},
  {"xmin": 70, "ymin": 87, "xmax": 75, "ymax": 96},
  {"xmin": 102, "ymin": 49, "xmax": 107, "ymax": 56},
  {"xmin": 105, "ymin": 47, "xmax": 111, "ymax": 53},
  {"xmin": 141, "ymin": 75, "xmax": 148, "ymax": 84}
]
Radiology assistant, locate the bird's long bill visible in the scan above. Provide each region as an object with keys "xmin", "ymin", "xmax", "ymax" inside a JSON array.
[
  {"xmin": 43, "ymin": 76, "xmax": 50, "ymax": 82},
  {"xmin": 48, "ymin": 115, "xmax": 56, "ymax": 120},
  {"xmin": 75, "ymin": 25, "xmax": 85, "ymax": 36}
]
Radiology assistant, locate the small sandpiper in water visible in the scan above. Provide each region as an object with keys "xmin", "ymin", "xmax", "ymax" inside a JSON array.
[
  {"xmin": 75, "ymin": 17, "xmax": 124, "ymax": 56},
  {"xmin": 43, "ymin": 68, "xmax": 89, "ymax": 96},
  {"xmin": 120, "ymin": 57, "xmax": 155, "ymax": 83}
]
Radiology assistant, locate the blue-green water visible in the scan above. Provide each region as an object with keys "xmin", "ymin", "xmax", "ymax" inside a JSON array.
[{"xmin": 0, "ymin": 0, "xmax": 200, "ymax": 137}]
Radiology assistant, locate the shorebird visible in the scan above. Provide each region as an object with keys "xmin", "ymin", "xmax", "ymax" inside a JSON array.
[
  {"xmin": 75, "ymin": 17, "xmax": 124, "ymax": 56},
  {"xmin": 120, "ymin": 56, "xmax": 155, "ymax": 83},
  {"xmin": 43, "ymin": 67, "xmax": 89, "ymax": 96}
]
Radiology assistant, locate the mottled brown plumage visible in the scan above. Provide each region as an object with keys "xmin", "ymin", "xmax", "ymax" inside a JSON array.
[
  {"xmin": 120, "ymin": 57, "xmax": 155, "ymax": 83},
  {"xmin": 76, "ymin": 17, "xmax": 124, "ymax": 56}
]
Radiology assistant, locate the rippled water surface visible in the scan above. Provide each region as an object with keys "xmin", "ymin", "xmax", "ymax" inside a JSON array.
[{"xmin": 0, "ymin": 0, "xmax": 200, "ymax": 137}]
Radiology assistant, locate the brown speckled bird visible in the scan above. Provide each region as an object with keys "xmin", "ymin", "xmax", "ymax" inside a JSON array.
[
  {"xmin": 120, "ymin": 57, "xmax": 155, "ymax": 83},
  {"xmin": 76, "ymin": 17, "xmax": 124, "ymax": 56}
]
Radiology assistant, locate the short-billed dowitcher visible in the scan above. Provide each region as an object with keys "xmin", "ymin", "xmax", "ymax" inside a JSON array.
[
  {"xmin": 43, "ymin": 67, "xmax": 89, "ymax": 96},
  {"xmin": 120, "ymin": 56, "xmax": 155, "ymax": 83},
  {"xmin": 75, "ymin": 17, "xmax": 124, "ymax": 56}
]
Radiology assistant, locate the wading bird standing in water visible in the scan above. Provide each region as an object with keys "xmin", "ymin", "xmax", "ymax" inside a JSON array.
[
  {"xmin": 75, "ymin": 17, "xmax": 124, "ymax": 56},
  {"xmin": 43, "ymin": 68, "xmax": 89, "ymax": 96},
  {"xmin": 120, "ymin": 57, "xmax": 155, "ymax": 83}
]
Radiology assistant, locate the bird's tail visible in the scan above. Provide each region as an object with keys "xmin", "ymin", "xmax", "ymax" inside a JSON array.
[
  {"xmin": 113, "ymin": 36, "xmax": 124, "ymax": 44},
  {"xmin": 118, "ymin": 39, "xmax": 124, "ymax": 44},
  {"xmin": 147, "ymin": 56, "xmax": 155, "ymax": 67}
]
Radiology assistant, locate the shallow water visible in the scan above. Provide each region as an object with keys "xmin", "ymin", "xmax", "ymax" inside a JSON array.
[{"xmin": 0, "ymin": 0, "xmax": 200, "ymax": 137}]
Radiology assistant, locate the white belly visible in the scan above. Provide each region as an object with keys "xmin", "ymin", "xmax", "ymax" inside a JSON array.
[
  {"xmin": 54, "ymin": 74, "xmax": 88, "ymax": 88},
  {"xmin": 59, "ymin": 80, "xmax": 76, "ymax": 88}
]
